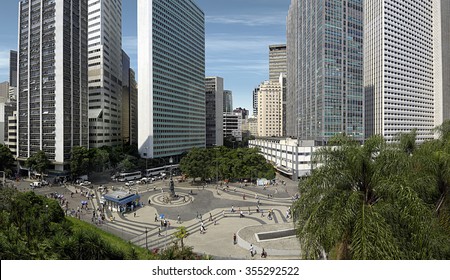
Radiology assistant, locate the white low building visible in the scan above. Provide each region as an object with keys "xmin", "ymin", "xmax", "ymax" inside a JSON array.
[{"xmin": 249, "ymin": 138, "xmax": 322, "ymax": 180}]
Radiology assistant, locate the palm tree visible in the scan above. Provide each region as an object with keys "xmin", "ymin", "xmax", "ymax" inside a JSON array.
[
  {"xmin": 173, "ymin": 226, "xmax": 188, "ymax": 249},
  {"xmin": 293, "ymin": 135, "xmax": 437, "ymax": 259}
]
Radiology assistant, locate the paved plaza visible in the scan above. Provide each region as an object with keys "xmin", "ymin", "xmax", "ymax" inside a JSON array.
[{"xmin": 16, "ymin": 173, "xmax": 302, "ymax": 260}]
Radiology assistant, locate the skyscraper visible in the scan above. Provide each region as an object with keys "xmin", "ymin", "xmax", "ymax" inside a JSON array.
[
  {"xmin": 205, "ymin": 77, "xmax": 224, "ymax": 147},
  {"xmin": 437, "ymin": 0, "xmax": 450, "ymax": 122},
  {"xmin": 17, "ymin": 0, "xmax": 88, "ymax": 170},
  {"xmin": 223, "ymin": 90, "xmax": 233, "ymax": 113},
  {"xmin": 287, "ymin": 0, "xmax": 364, "ymax": 143},
  {"xmin": 121, "ymin": 50, "xmax": 138, "ymax": 145},
  {"xmin": 87, "ymin": 0, "xmax": 122, "ymax": 147},
  {"xmin": 365, "ymin": 0, "xmax": 436, "ymax": 142},
  {"xmin": 257, "ymin": 80, "xmax": 282, "ymax": 137},
  {"xmin": 252, "ymin": 85, "xmax": 259, "ymax": 117},
  {"xmin": 138, "ymin": 0, "xmax": 205, "ymax": 159},
  {"xmin": 269, "ymin": 44, "xmax": 287, "ymax": 82},
  {"xmin": 9, "ymin": 50, "xmax": 17, "ymax": 88}
]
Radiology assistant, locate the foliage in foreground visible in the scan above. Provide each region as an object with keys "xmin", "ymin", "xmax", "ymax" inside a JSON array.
[
  {"xmin": 293, "ymin": 121, "xmax": 450, "ymax": 260},
  {"xmin": 0, "ymin": 188, "xmax": 206, "ymax": 260}
]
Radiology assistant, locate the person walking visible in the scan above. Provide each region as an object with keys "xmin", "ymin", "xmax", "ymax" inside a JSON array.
[
  {"xmin": 249, "ymin": 244, "xmax": 255, "ymax": 257},
  {"xmin": 233, "ymin": 233, "xmax": 237, "ymax": 245}
]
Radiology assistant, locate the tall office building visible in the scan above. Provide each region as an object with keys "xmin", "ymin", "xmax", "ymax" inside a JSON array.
[
  {"xmin": 0, "ymin": 82, "xmax": 8, "ymax": 103},
  {"xmin": 252, "ymin": 85, "xmax": 259, "ymax": 117},
  {"xmin": 17, "ymin": 0, "xmax": 88, "ymax": 170},
  {"xmin": 269, "ymin": 44, "xmax": 287, "ymax": 82},
  {"xmin": 436, "ymin": 0, "xmax": 450, "ymax": 122},
  {"xmin": 365, "ymin": 0, "xmax": 436, "ymax": 142},
  {"xmin": 121, "ymin": 50, "xmax": 138, "ymax": 145},
  {"xmin": 87, "ymin": 0, "xmax": 122, "ymax": 147},
  {"xmin": 9, "ymin": 51, "xmax": 17, "ymax": 88},
  {"xmin": 205, "ymin": 76, "xmax": 224, "ymax": 147},
  {"xmin": 223, "ymin": 112, "xmax": 242, "ymax": 142},
  {"xmin": 138, "ymin": 0, "xmax": 205, "ymax": 159},
  {"xmin": 223, "ymin": 90, "xmax": 233, "ymax": 113},
  {"xmin": 287, "ymin": 0, "xmax": 364, "ymax": 143},
  {"xmin": 257, "ymin": 80, "xmax": 282, "ymax": 137}
]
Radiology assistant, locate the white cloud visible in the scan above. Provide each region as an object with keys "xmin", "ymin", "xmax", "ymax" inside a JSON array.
[{"xmin": 206, "ymin": 14, "xmax": 286, "ymax": 26}]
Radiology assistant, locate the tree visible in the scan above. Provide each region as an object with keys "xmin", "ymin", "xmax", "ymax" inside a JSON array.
[
  {"xmin": 89, "ymin": 148, "xmax": 110, "ymax": 172},
  {"xmin": 173, "ymin": 226, "xmax": 188, "ymax": 249},
  {"xmin": 70, "ymin": 146, "xmax": 90, "ymax": 178},
  {"xmin": 0, "ymin": 144, "xmax": 15, "ymax": 176},
  {"xmin": 293, "ymin": 135, "xmax": 440, "ymax": 259},
  {"xmin": 117, "ymin": 155, "xmax": 138, "ymax": 172},
  {"xmin": 180, "ymin": 147, "xmax": 212, "ymax": 181},
  {"xmin": 25, "ymin": 150, "xmax": 51, "ymax": 176}
]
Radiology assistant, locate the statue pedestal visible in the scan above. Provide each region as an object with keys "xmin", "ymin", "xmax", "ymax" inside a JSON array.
[{"xmin": 169, "ymin": 178, "xmax": 176, "ymax": 198}]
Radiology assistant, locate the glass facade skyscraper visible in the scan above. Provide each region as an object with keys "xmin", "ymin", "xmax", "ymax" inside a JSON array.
[
  {"xmin": 138, "ymin": 0, "xmax": 205, "ymax": 159},
  {"xmin": 287, "ymin": 0, "xmax": 364, "ymax": 143}
]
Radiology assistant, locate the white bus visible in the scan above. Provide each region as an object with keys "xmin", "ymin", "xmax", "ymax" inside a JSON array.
[
  {"xmin": 116, "ymin": 171, "xmax": 142, "ymax": 182},
  {"xmin": 145, "ymin": 164, "xmax": 180, "ymax": 177},
  {"xmin": 145, "ymin": 166, "xmax": 166, "ymax": 177}
]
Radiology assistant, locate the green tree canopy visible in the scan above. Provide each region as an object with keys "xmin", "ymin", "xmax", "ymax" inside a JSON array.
[
  {"xmin": 70, "ymin": 146, "xmax": 90, "ymax": 178},
  {"xmin": 25, "ymin": 150, "xmax": 51, "ymax": 175},
  {"xmin": 293, "ymin": 134, "xmax": 449, "ymax": 259},
  {"xmin": 180, "ymin": 147, "xmax": 275, "ymax": 182},
  {"xmin": 0, "ymin": 144, "xmax": 15, "ymax": 176}
]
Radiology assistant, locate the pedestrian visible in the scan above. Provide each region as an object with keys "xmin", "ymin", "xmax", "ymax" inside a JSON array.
[
  {"xmin": 158, "ymin": 228, "xmax": 161, "ymax": 236},
  {"xmin": 250, "ymin": 244, "xmax": 255, "ymax": 257},
  {"xmin": 231, "ymin": 205, "xmax": 235, "ymax": 213},
  {"xmin": 261, "ymin": 248, "xmax": 267, "ymax": 258},
  {"xmin": 177, "ymin": 214, "xmax": 181, "ymax": 223},
  {"xmin": 134, "ymin": 212, "xmax": 136, "ymax": 218},
  {"xmin": 233, "ymin": 233, "xmax": 237, "ymax": 245},
  {"xmin": 240, "ymin": 210, "xmax": 244, "ymax": 218},
  {"xmin": 154, "ymin": 213, "xmax": 158, "ymax": 222},
  {"xmin": 209, "ymin": 212, "xmax": 213, "ymax": 221},
  {"xmin": 243, "ymin": 193, "xmax": 246, "ymax": 200}
]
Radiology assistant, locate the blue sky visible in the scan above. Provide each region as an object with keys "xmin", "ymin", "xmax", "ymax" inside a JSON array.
[{"xmin": 0, "ymin": 0, "xmax": 291, "ymax": 114}]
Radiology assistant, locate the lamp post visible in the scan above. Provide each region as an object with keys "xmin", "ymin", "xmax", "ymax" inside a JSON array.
[
  {"xmin": 145, "ymin": 227, "xmax": 148, "ymax": 249},
  {"xmin": 213, "ymin": 145, "xmax": 219, "ymax": 187},
  {"xmin": 168, "ymin": 157, "xmax": 175, "ymax": 197},
  {"xmin": 145, "ymin": 147, "xmax": 149, "ymax": 170}
]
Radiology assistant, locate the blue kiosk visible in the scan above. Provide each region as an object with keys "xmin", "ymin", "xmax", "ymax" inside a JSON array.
[{"xmin": 103, "ymin": 191, "xmax": 140, "ymax": 213}]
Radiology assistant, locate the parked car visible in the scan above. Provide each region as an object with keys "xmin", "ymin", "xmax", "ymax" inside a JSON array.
[
  {"xmin": 30, "ymin": 181, "xmax": 41, "ymax": 188},
  {"xmin": 79, "ymin": 181, "xmax": 91, "ymax": 186},
  {"xmin": 125, "ymin": 181, "xmax": 135, "ymax": 187}
]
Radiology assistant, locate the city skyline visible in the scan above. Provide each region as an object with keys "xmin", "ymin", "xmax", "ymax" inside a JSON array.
[{"xmin": 0, "ymin": 0, "xmax": 291, "ymax": 114}]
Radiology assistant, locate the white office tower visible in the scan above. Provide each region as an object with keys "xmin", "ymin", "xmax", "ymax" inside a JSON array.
[
  {"xmin": 17, "ymin": 0, "xmax": 88, "ymax": 170},
  {"xmin": 138, "ymin": 0, "xmax": 205, "ymax": 159},
  {"xmin": 365, "ymin": 0, "xmax": 438, "ymax": 142},
  {"xmin": 87, "ymin": 0, "xmax": 122, "ymax": 147}
]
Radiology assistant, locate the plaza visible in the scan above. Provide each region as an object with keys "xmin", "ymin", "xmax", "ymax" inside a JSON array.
[{"xmin": 24, "ymin": 173, "xmax": 301, "ymax": 260}]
